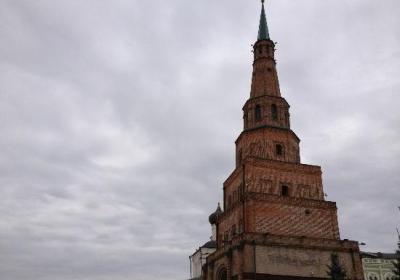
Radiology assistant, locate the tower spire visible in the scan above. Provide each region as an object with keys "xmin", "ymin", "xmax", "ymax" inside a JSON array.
[{"xmin": 257, "ymin": 0, "xmax": 270, "ymax": 40}]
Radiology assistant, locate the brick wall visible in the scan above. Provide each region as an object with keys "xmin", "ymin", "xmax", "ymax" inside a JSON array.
[
  {"xmin": 236, "ymin": 127, "xmax": 301, "ymax": 165},
  {"xmin": 245, "ymin": 160, "xmax": 324, "ymax": 200},
  {"xmin": 218, "ymin": 206, "xmax": 243, "ymax": 247},
  {"xmin": 243, "ymin": 96, "xmax": 290, "ymax": 130},
  {"xmin": 246, "ymin": 197, "xmax": 340, "ymax": 239}
]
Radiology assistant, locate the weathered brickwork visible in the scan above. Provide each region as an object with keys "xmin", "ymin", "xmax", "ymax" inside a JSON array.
[
  {"xmin": 236, "ymin": 128, "xmax": 300, "ymax": 165},
  {"xmin": 245, "ymin": 159, "xmax": 323, "ymax": 200},
  {"xmin": 218, "ymin": 206, "xmax": 243, "ymax": 247},
  {"xmin": 223, "ymin": 168, "xmax": 243, "ymax": 211},
  {"xmin": 250, "ymin": 40, "xmax": 281, "ymax": 98},
  {"xmin": 204, "ymin": 234, "xmax": 364, "ymax": 280},
  {"xmin": 201, "ymin": 3, "xmax": 364, "ymax": 280},
  {"xmin": 242, "ymin": 96, "xmax": 290, "ymax": 130},
  {"xmin": 246, "ymin": 198, "xmax": 339, "ymax": 239},
  {"xmin": 254, "ymin": 244, "xmax": 363, "ymax": 279}
]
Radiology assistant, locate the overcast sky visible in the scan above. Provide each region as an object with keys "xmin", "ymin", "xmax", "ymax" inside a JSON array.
[{"xmin": 0, "ymin": 0, "xmax": 399, "ymax": 279}]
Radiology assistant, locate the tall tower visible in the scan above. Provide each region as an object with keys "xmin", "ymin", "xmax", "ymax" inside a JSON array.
[{"xmin": 201, "ymin": 2, "xmax": 364, "ymax": 280}]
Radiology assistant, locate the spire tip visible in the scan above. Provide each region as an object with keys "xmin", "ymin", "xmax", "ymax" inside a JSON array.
[{"xmin": 257, "ymin": 0, "xmax": 270, "ymax": 40}]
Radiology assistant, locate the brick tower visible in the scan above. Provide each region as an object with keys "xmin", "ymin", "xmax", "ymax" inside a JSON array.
[{"xmin": 201, "ymin": 2, "xmax": 364, "ymax": 280}]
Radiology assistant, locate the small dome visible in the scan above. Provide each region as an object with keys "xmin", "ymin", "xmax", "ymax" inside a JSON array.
[
  {"xmin": 208, "ymin": 203, "xmax": 222, "ymax": 225},
  {"xmin": 202, "ymin": 240, "xmax": 216, "ymax": 249}
]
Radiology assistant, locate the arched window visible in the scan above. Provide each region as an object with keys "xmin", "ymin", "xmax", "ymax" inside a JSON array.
[
  {"xmin": 217, "ymin": 267, "xmax": 228, "ymax": 280},
  {"xmin": 255, "ymin": 105, "xmax": 262, "ymax": 121},
  {"xmin": 271, "ymin": 104, "xmax": 278, "ymax": 120},
  {"xmin": 281, "ymin": 185, "xmax": 289, "ymax": 197},
  {"xmin": 276, "ymin": 144, "xmax": 283, "ymax": 156}
]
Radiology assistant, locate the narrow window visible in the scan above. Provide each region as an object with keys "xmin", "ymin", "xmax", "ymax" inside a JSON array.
[
  {"xmin": 276, "ymin": 144, "xmax": 283, "ymax": 156},
  {"xmin": 255, "ymin": 105, "xmax": 262, "ymax": 121},
  {"xmin": 218, "ymin": 268, "xmax": 228, "ymax": 280},
  {"xmin": 271, "ymin": 104, "xmax": 278, "ymax": 120},
  {"xmin": 281, "ymin": 185, "xmax": 289, "ymax": 197}
]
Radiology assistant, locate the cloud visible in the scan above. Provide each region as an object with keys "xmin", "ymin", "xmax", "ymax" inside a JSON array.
[{"xmin": 0, "ymin": 0, "xmax": 399, "ymax": 279}]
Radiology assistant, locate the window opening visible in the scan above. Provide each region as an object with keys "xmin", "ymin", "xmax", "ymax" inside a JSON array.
[
  {"xmin": 271, "ymin": 104, "xmax": 278, "ymax": 120},
  {"xmin": 218, "ymin": 268, "xmax": 228, "ymax": 280},
  {"xmin": 255, "ymin": 105, "xmax": 262, "ymax": 121},
  {"xmin": 281, "ymin": 185, "xmax": 289, "ymax": 197},
  {"xmin": 276, "ymin": 144, "xmax": 283, "ymax": 156}
]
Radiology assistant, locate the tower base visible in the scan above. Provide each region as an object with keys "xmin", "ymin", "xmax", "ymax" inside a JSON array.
[{"xmin": 203, "ymin": 233, "xmax": 364, "ymax": 280}]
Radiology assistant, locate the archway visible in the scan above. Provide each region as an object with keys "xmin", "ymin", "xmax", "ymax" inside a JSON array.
[{"xmin": 217, "ymin": 267, "xmax": 227, "ymax": 280}]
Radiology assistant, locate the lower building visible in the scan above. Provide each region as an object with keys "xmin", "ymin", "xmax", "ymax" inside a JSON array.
[
  {"xmin": 190, "ymin": 241, "xmax": 217, "ymax": 280},
  {"xmin": 189, "ymin": 205, "xmax": 220, "ymax": 279},
  {"xmin": 362, "ymin": 252, "xmax": 398, "ymax": 280}
]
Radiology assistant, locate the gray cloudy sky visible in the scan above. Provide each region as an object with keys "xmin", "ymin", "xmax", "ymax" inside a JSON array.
[{"xmin": 0, "ymin": 0, "xmax": 399, "ymax": 279}]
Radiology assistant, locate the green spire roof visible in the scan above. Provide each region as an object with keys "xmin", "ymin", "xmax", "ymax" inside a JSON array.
[{"xmin": 257, "ymin": 0, "xmax": 270, "ymax": 40}]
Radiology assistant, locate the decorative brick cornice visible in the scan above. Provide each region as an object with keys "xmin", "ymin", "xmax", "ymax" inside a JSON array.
[
  {"xmin": 245, "ymin": 192, "xmax": 336, "ymax": 210},
  {"xmin": 208, "ymin": 233, "xmax": 360, "ymax": 262},
  {"xmin": 223, "ymin": 157, "xmax": 322, "ymax": 189},
  {"xmin": 242, "ymin": 94, "xmax": 290, "ymax": 110},
  {"xmin": 235, "ymin": 125, "xmax": 300, "ymax": 143},
  {"xmin": 247, "ymin": 157, "xmax": 321, "ymax": 175},
  {"xmin": 216, "ymin": 192, "xmax": 335, "ymax": 224}
]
